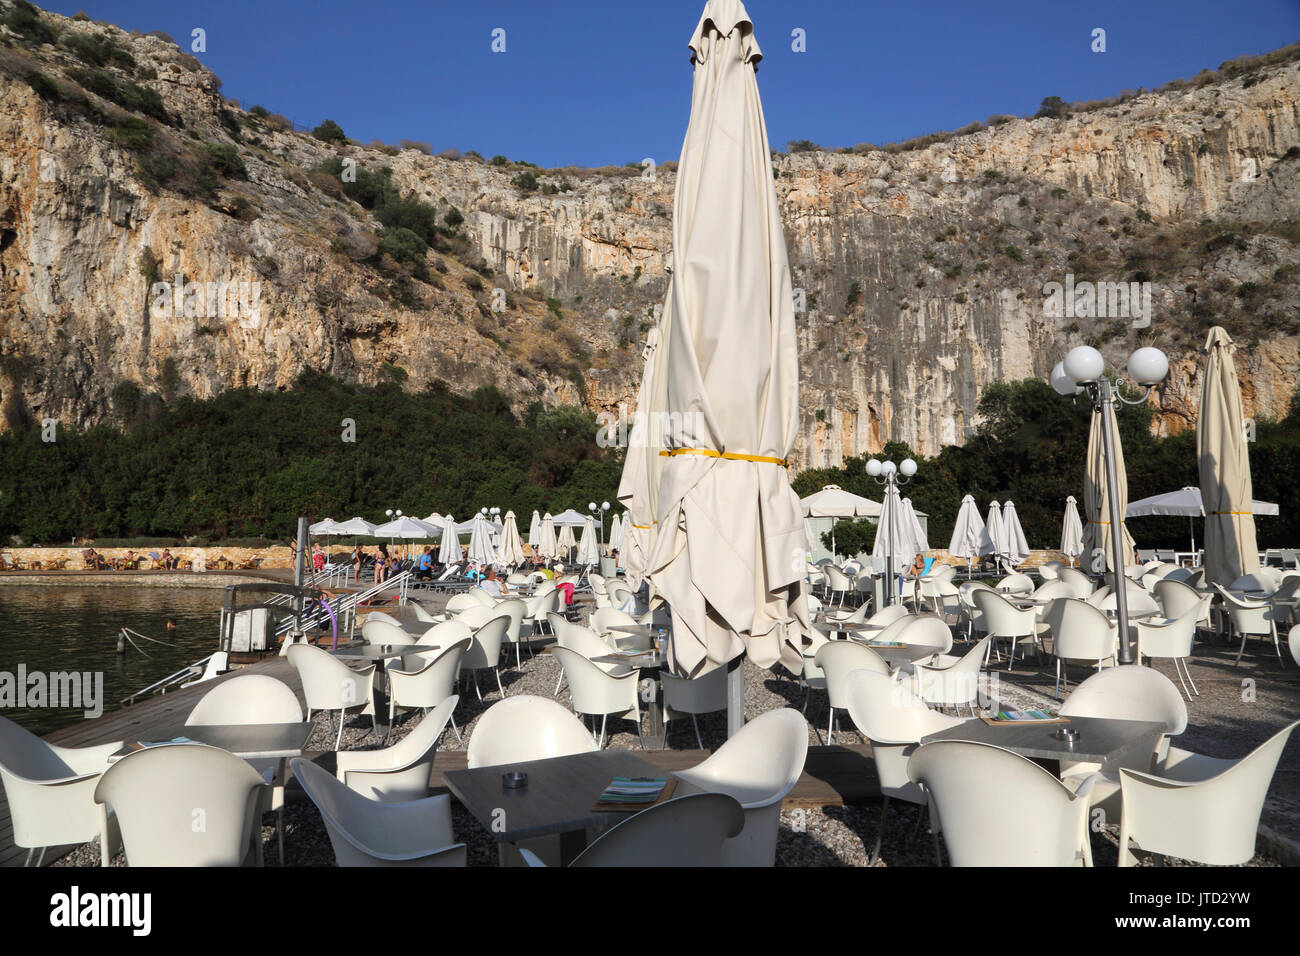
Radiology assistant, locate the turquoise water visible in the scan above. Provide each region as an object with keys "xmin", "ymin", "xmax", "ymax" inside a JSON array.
[{"xmin": 0, "ymin": 587, "xmax": 222, "ymax": 735}]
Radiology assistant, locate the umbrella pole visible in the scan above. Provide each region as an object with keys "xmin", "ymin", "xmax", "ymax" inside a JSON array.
[{"xmin": 1098, "ymin": 380, "xmax": 1134, "ymax": 664}]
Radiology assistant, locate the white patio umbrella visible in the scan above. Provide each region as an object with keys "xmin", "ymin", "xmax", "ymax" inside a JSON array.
[
  {"xmin": 1199, "ymin": 327, "xmax": 1262, "ymax": 586},
  {"xmin": 608, "ymin": 512, "xmax": 626, "ymax": 552},
  {"xmin": 551, "ymin": 509, "xmax": 587, "ymax": 527},
  {"xmin": 1001, "ymin": 500, "xmax": 1030, "ymax": 567},
  {"xmin": 467, "ymin": 513, "xmax": 498, "ymax": 567},
  {"xmin": 1083, "ymin": 401, "xmax": 1136, "ymax": 571},
  {"xmin": 333, "ymin": 517, "xmax": 377, "ymax": 537},
  {"xmin": 1126, "ymin": 485, "xmax": 1277, "ymax": 556},
  {"xmin": 902, "ymin": 498, "xmax": 929, "ymax": 553},
  {"xmin": 371, "ymin": 516, "xmax": 440, "ymax": 540},
  {"xmin": 982, "ymin": 501, "xmax": 1009, "ymax": 570},
  {"xmin": 618, "ymin": 321, "xmax": 669, "ymax": 592},
  {"xmin": 557, "ymin": 523, "xmax": 577, "ymax": 560},
  {"xmin": 872, "ymin": 483, "xmax": 918, "ymax": 603},
  {"xmin": 646, "ymin": 0, "xmax": 810, "ymax": 680},
  {"xmin": 947, "ymin": 495, "xmax": 985, "ymax": 576},
  {"xmin": 527, "ymin": 510, "xmax": 542, "ymax": 548},
  {"xmin": 438, "ymin": 514, "xmax": 462, "ymax": 565},
  {"xmin": 498, "ymin": 511, "xmax": 526, "ymax": 568},
  {"xmin": 1060, "ymin": 496, "xmax": 1085, "ymax": 565},
  {"xmin": 309, "ymin": 518, "xmax": 343, "ymax": 535},
  {"xmin": 577, "ymin": 516, "xmax": 600, "ymax": 567},
  {"xmin": 537, "ymin": 512, "xmax": 558, "ymax": 561}
]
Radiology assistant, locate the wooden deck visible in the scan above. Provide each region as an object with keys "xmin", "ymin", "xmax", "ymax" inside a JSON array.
[{"xmin": 1, "ymin": 655, "xmax": 879, "ymax": 866}]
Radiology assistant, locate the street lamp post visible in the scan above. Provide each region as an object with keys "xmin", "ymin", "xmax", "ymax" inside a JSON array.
[
  {"xmin": 865, "ymin": 457, "xmax": 918, "ymax": 607},
  {"xmin": 589, "ymin": 500, "xmax": 611, "ymax": 545},
  {"xmin": 1052, "ymin": 345, "xmax": 1169, "ymax": 665}
]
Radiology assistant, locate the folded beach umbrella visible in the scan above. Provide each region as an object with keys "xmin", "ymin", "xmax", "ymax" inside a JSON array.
[
  {"xmin": 1083, "ymin": 402, "xmax": 1136, "ymax": 571},
  {"xmin": 557, "ymin": 523, "xmax": 577, "ymax": 559},
  {"xmin": 438, "ymin": 514, "xmax": 462, "ymax": 565},
  {"xmin": 528, "ymin": 510, "xmax": 542, "ymax": 548},
  {"xmin": 982, "ymin": 501, "xmax": 1008, "ymax": 568},
  {"xmin": 902, "ymin": 498, "xmax": 929, "ymax": 553},
  {"xmin": 947, "ymin": 495, "xmax": 985, "ymax": 572},
  {"xmin": 1001, "ymin": 500, "xmax": 1030, "ymax": 566},
  {"xmin": 873, "ymin": 483, "xmax": 919, "ymax": 576},
  {"xmin": 467, "ymin": 512, "xmax": 498, "ymax": 567},
  {"xmin": 538, "ymin": 512, "xmax": 558, "ymax": 561},
  {"xmin": 618, "ymin": 321, "xmax": 668, "ymax": 591},
  {"xmin": 1060, "ymin": 496, "xmax": 1084, "ymax": 565},
  {"xmin": 577, "ymin": 515, "xmax": 600, "ymax": 566},
  {"xmin": 499, "ymin": 511, "xmax": 526, "ymax": 567},
  {"xmin": 647, "ymin": 0, "xmax": 809, "ymax": 677},
  {"xmin": 608, "ymin": 512, "xmax": 626, "ymax": 552},
  {"xmin": 1198, "ymin": 327, "xmax": 1262, "ymax": 587}
]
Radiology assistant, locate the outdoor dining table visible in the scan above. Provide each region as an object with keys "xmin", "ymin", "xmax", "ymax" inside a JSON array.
[
  {"xmin": 443, "ymin": 749, "xmax": 675, "ymax": 866},
  {"xmin": 329, "ymin": 642, "xmax": 439, "ymax": 660},
  {"xmin": 107, "ymin": 721, "xmax": 313, "ymax": 763},
  {"xmin": 920, "ymin": 714, "xmax": 1167, "ymax": 773},
  {"xmin": 591, "ymin": 648, "xmax": 668, "ymax": 748}
]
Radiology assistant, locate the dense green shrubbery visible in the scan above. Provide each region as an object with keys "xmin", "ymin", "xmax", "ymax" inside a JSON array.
[
  {"xmin": 793, "ymin": 378, "xmax": 1300, "ymax": 551},
  {"xmin": 311, "ymin": 118, "xmax": 346, "ymax": 143},
  {"xmin": 68, "ymin": 67, "xmax": 168, "ymax": 122},
  {"xmin": 822, "ymin": 518, "xmax": 876, "ymax": 556},
  {"xmin": 62, "ymin": 31, "xmax": 135, "ymax": 71},
  {"xmin": 0, "ymin": 372, "xmax": 623, "ymax": 543}
]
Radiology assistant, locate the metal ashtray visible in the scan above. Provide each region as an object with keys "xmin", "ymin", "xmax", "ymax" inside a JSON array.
[
  {"xmin": 1055, "ymin": 727, "xmax": 1080, "ymax": 743},
  {"xmin": 502, "ymin": 771, "xmax": 528, "ymax": 790}
]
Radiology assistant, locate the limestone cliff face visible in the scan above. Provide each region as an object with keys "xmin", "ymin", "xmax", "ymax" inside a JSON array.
[{"xmin": 1, "ymin": 6, "xmax": 1298, "ymax": 466}]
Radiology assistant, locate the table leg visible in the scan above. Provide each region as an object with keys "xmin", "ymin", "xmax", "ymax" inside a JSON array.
[
  {"xmin": 727, "ymin": 654, "xmax": 745, "ymax": 738},
  {"xmin": 646, "ymin": 684, "xmax": 665, "ymax": 749},
  {"xmin": 558, "ymin": 828, "xmax": 589, "ymax": 867}
]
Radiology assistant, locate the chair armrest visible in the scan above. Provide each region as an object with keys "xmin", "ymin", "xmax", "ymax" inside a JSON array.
[
  {"xmin": 518, "ymin": 847, "xmax": 549, "ymax": 867},
  {"xmin": 1159, "ymin": 746, "xmax": 1237, "ymax": 783},
  {"xmin": 51, "ymin": 740, "xmax": 123, "ymax": 776}
]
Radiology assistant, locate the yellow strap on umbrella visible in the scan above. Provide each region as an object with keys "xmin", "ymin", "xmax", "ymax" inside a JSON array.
[
  {"xmin": 659, "ymin": 448, "xmax": 788, "ymax": 467},
  {"xmin": 1207, "ymin": 511, "xmax": 1254, "ymax": 515}
]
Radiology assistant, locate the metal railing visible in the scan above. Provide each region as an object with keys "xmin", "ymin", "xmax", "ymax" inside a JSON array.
[
  {"xmin": 120, "ymin": 653, "xmax": 216, "ymax": 706},
  {"xmin": 274, "ymin": 569, "xmax": 411, "ymax": 640}
]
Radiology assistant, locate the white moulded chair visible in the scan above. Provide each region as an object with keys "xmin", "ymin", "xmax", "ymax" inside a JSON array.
[
  {"xmin": 1058, "ymin": 566, "xmax": 1096, "ymax": 600},
  {"xmin": 399, "ymin": 619, "xmax": 471, "ymax": 670},
  {"xmin": 94, "ymin": 743, "xmax": 268, "ymax": 866},
  {"xmin": 1153, "ymin": 578, "xmax": 1213, "ymax": 633},
  {"xmin": 521, "ymin": 793, "xmax": 744, "ymax": 867},
  {"xmin": 973, "ymin": 589, "xmax": 1047, "ymax": 670},
  {"xmin": 661, "ymin": 665, "xmax": 728, "ymax": 750},
  {"xmin": 846, "ymin": 670, "xmax": 966, "ymax": 863},
  {"xmin": 996, "ymin": 573, "xmax": 1034, "ymax": 595},
  {"xmin": 1291, "ymin": 624, "xmax": 1300, "ymax": 668},
  {"xmin": 466, "ymin": 695, "xmax": 599, "ymax": 768},
  {"xmin": 292, "ymin": 757, "xmax": 465, "ymax": 866},
  {"xmin": 672, "ymin": 709, "xmax": 808, "ymax": 866},
  {"xmin": 335, "ymin": 695, "xmax": 458, "ymax": 802},
  {"xmin": 185, "ymin": 674, "xmax": 302, "ymax": 865},
  {"xmin": 907, "ymin": 740, "xmax": 1097, "ymax": 866},
  {"xmin": 287, "ymin": 643, "xmax": 376, "ymax": 751},
  {"xmin": 0, "ymin": 716, "xmax": 122, "ymax": 867},
  {"xmin": 1056, "ymin": 665, "xmax": 1188, "ymax": 819},
  {"xmin": 549, "ymin": 613, "xmax": 634, "ymax": 695},
  {"xmin": 551, "ymin": 646, "xmax": 644, "ymax": 748},
  {"xmin": 455, "ymin": 606, "xmax": 512, "ymax": 699},
  {"xmin": 361, "ymin": 619, "xmax": 420, "ymax": 647},
  {"xmin": 1044, "ymin": 598, "xmax": 1119, "ymax": 698},
  {"xmin": 495, "ymin": 597, "xmax": 530, "ymax": 668},
  {"xmin": 813, "ymin": 641, "xmax": 891, "ymax": 744},
  {"xmin": 410, "ymin": 602, "xmax": 439, "ymax": 624},
  {"xmin": 387, "ymin": 637, "xmax": 473, "ymax": 741},
  {"xmin": 1214, "ymin": 584, "xmax": 1285, "ymax": 667},
  {"xmin": 910, "ymin": 635, "xmax": 994, "ymax": 715},
  {"xmin": 823, "ymin": 566, "xmax": 853, "ymax": 606},
  {"xmin": 1134, "ymin": 608, "xmax": 1201, "ymax": 700},
  {"xmin": 889, "ymin": 615, "xmax": 953, "ymax": 671},
  {"xmin": 1117, "ymin": 719, "xmax": 1300, "ymax": 866}
]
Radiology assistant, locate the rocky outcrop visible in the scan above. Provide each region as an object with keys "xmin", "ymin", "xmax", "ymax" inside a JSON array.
[{"xmin": 1, "ymin": 6, "xmax": 1297, "ymax": 466}]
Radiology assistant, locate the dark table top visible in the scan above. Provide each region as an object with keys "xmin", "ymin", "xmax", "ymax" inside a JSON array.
[
  {"xmin": 443, "ymin": 749, "xmax": 671, "ymax": 843},
  {"xmin": 331, "ymin": 643, "xmax": 439, "ymax": 660},
  {"xmin": 920, "ymin": 714, "xmax": 1167, "ymax": 764},
  {"xmin": 108, "ymin": 721, "xmax": 313, "ymax": 762}
]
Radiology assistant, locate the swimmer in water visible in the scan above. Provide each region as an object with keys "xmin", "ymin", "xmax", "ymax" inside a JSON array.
[{"xmin": 165, "ymin": 619, "xmax": 177, "ymax": 633}]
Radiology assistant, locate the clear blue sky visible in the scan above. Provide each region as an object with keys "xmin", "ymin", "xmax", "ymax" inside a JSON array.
[{"xmin": 44, "ymin": 0, "xmax": 1300, "ymax": 168}]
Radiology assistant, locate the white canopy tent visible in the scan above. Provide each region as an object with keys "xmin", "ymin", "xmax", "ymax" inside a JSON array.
[
  {"xmin": 799, "ymin": 484, "xmax": 882, "ymax": 559},
  {"xmin": 551, "ymin": 509, "xmax": 588, "ymax": 527}
]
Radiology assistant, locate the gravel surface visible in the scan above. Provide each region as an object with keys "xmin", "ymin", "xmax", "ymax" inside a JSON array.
[{"xmin": 51, "ymin": 592, "xmax": 1296, "ymax": 867}]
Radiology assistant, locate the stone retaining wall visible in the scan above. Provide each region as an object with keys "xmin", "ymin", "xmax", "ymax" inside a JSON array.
[{"xmin": 0, "ymin": 545, "xmax": 297, "ymax": 571}]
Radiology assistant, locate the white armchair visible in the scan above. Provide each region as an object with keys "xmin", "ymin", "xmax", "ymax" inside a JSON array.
[
  {"xmin": 335, "ymin": 695, "xmax": 458, "ymax": 801},
  {"xmin": 292, "ymin": 757, "xmax": 465, "ymax": 866},
  {"xmin": 551, "ymin": 646, "xmax": 643, "ymax": 748},
  {"xmin": 1117, "ymin": 720, "xmax": 1299, "ymax": 866},
  {"xmin": 287, "ymin": 643, "xmax": 376, "ymax": 750},
  {"xmin": 0, "ymin": 716, "xmax": 122, "ymax": 867}
]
